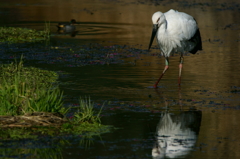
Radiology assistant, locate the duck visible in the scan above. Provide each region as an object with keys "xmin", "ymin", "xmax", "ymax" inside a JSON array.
[{"xmin": 57, "ymin": 19, "xmax": 77, "ymax": 33}]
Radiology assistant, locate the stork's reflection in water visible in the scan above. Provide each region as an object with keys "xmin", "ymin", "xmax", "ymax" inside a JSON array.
[{"xmin": 152, "ymin": 108, "xmax": 202, "ymax": 158}]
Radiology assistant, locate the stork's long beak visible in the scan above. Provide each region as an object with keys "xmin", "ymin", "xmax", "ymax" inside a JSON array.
[{"xmin": 148, "ymin": 24, "xmax": 158, "ymax": 50}]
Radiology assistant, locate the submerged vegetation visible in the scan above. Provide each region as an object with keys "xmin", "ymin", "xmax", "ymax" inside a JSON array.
[{"xmin": 0, "ymin": 23, "xmax": 50, "ymax": 43}]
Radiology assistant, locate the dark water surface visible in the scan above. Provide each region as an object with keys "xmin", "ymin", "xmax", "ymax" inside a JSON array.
[{"xmin": 0, "ymin": 0, "xmax": 240, "ymax": 158}]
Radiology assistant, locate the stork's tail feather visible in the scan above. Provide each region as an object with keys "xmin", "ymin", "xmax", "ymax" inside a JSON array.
[{"xmin": 189, "ymin": 29, "xmax": 202, "ymax": 54}]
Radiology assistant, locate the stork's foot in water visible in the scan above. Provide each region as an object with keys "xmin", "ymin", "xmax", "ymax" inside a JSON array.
[
  {"xmin": 178, "ymin": 78, "xmax": 181, "ymax": 86},
  {"xmin": 153, "ymin": 79, "xmax": 161, "ymax": 88},
  {"xmin": 153, "ymin": 80, "xmax": 160, "ymax": 88},
  {"xmin": 153, "ymin": 84, "xmax": 158, "ymax": 89}
]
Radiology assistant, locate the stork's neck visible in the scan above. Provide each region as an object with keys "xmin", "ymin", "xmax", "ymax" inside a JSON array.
[
  {"xmin": 159, "ymin": 20, "xmax": 168, "ymax": 34},
  {"xmin": 157, "ymin": 19, "xmax": 175, "ymax": 57}
]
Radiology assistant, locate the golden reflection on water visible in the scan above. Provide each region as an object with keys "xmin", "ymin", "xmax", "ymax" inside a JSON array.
[{"xmin": 1, "ymin": 0, "xmax": 240, "ymax": 158}]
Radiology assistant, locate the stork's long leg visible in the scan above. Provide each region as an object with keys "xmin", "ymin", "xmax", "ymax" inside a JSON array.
[
  {"xmin": 178, "ymin": 55, "xmax": 184, "ymax": 86},
  {"xmin": 154, "ymin": 57, "xmax": 169, "ymax": 88}
]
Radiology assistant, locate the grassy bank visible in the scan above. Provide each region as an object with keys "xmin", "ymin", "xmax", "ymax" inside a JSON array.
[
  {"xmin": 0, "ymin": 58, "xmax": 63, "ymax": 115},
  {"xmin": 0, "ymin": 59, "xmax": 113, "ymax": 138}
]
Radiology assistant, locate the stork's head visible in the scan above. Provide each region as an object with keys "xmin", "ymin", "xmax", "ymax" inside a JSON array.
[
  {"xmin": 152, "ymin": 12, "xmax": 166, "ymax": 26},
  {"xmin": 148, "ymin": 11, "xmax": 165, "ymax": 50}
]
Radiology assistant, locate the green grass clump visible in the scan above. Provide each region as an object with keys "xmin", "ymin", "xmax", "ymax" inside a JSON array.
[
  {"xmin": 0, "ymin": 58, "xmax": 64, "ymax": 115},
  {"xmin": 0, "ymin": 24, "xmax": 50, "ymax": 43},
  {"xmin": 0, "ymin": 59, "xmax": 114, "ymax": 142},
  {"xmin": 73, "ymin": 97, "xmax": 103, "ymax": 124},
  {"xmin": 60, "ymin": 97, "xmax": 110, "ymax": 135}
]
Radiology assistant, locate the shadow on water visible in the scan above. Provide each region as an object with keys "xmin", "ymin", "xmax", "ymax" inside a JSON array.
[{"xmin": 0, "ymin": 0, "xmax": 240, "ymax": 158}]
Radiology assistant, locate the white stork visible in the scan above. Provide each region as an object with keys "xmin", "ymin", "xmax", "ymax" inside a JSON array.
[{"xmin": 148, "ymin": 9, "xmax": 202, "ymax": 88}]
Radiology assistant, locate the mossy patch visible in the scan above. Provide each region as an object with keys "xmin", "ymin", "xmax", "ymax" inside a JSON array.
[{"xmin": 0, "ymin": 25, "xmax": 50, "ymax": 43}]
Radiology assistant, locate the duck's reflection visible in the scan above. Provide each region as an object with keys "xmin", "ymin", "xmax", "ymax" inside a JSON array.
[{"xmin": 152, "ymin": 109, "xmax": 202, "ymax": 158}]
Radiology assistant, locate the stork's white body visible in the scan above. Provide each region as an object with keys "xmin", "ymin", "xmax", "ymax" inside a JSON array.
[
  {"xmin": 148, "ymin": 9, "xmax": 202, "ymax": 88},
  {"xmin": 154, "ymin": 9, "xmax": 199, "ymax": 57}
]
